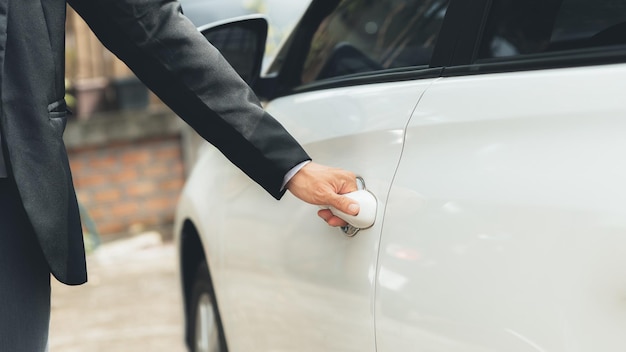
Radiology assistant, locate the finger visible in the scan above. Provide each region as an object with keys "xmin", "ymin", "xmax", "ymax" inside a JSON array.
[
  {"xmin": 317, "ymin": 208, "xmax": 334, "ymax": 222},
  {"xmin": 326, "ymin": 216, "xmax": 349, "ymax": 227},
  {"xmin": 327, "ymin": 193, "xmax": 360, "ymax": 216},
  {"xmin": 317, "ymin": 209, "xmax": 348, "ymax": 227}
]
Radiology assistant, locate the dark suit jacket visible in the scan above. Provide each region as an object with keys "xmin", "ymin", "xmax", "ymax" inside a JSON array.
[{"xmin": 0, "ymin": 0, "xmax": 309, "ymax": 285}]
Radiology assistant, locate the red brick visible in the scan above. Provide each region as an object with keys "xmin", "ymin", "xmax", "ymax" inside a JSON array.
[
  {"xmin": 126, "ymin": 182, "xmax": 157, "ymax": 197},
  {"xmin": 85, "ymin": 206, "xmax": 107, "ymax": 221},
  {"xmin": 169, "ymin": 163, "xmax": 184, "ymax": 177},
  {"xmin": 143, "ymin": 164, "xmax": 170, "ymax": 178},
  {"xmin": 112, "ymin": 169, "xmax": 139, "ymax": 183},
  {"xmin": 94, "ymin": 189, "xmax": 122, "ymax": 202},
  {"xmin": 67, "ymin": 135, "xmax": 188, "ymax": 235},
  {"xmin": 111, "ymin": 202, "xmax": 140, "ymax": 217},
  {"xmin": 159, "ymin": 179, "xmax": 184, "ymax": 191},
  {"xmin": 76, "ymin": 174, "xmax": 108, "ymax": 188},
  {"xmin": 121, "ymin": 149, "xmax": 151, "ymax": 164},
  {"xmin": 155, "ymin": 147, "xmax": 181, "ymax": 160},
  {"xmin": 145, "ymin": 196, "xmax": 176, "ymax": 212},
  {"xmin": 69, "ymin": 159, "xmax": 87, "ymax": 173},
  {"xmin": 89, "ymin": 156, "xmax": 118, "ymax": 169},
  {"xmin": 97, "ymin": 222, "xmax": 126, "ymax": 235}
]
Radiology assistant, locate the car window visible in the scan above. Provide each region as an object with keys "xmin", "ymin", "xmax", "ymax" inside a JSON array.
[
  {"xmin": 300, "ymin": 0, "xmax": 449, "ymax": 85},
  {"xmin": 478, "ymin": 0, "xmax": 626, "ymax": 59}
]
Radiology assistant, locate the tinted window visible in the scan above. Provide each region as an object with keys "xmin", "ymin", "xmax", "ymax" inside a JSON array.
[
  {"xmin": 300, "ymin": 0, "xmax": 449, "ymax": 84},
  {"xmin": 479, "ymin": 0, "xmax": 626, "ymax": 59}
]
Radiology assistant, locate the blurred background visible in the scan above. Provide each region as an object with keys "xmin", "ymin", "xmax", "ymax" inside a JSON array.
[
  {"xmin": 51, "ymin": 0, "xmax": 309, "ymax": 350},
  {"xmin": 64, "ymin": 0, "xmax": 309, "ymax": 241}
]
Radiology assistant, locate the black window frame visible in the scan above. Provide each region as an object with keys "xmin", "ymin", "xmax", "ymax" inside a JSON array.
[
  {"xmin": 264, "ymin": 0, "xmax": 458, "ymax": 100},
  {"xmin": 442, "ymin": 0, "xmax": 626, "ymax": 78}
]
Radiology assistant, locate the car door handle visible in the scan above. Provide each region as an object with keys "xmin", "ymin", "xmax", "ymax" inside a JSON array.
[
  {"xmin": 326, "ymin": 190, "xmax": 377, "ymax": 229},
  {"xmin": 321, "ymin": 177, "xmax": 377, "ymax": 236}
]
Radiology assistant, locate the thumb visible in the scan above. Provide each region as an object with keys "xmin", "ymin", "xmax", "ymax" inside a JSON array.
[{"xmin": 328, "ymin": 193, "xmax": 360, "ymax": 216}]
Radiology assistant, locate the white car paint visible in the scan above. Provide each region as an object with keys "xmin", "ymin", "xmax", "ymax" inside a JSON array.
[
  {"xmin": 176, "ymin": 61, "xmax": 626, "ymax": 351},
  {"xmin": 377, "ymin": 63, "xmax": 626, "ymax": 351},
  {"xmin": 177, "ymin": 61, "xmax": 626, "ymax": 350},
  {"xmin": 174, "ymin": 0, "xmax": 626, "ymax": 348},
  {"xmin": 176, "ymin": 78, "xmax": 435, "ymax": 351}
]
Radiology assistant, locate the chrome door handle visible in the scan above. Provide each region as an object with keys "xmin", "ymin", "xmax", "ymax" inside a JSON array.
[{"xmin": 323, "ymin": 177, "xmax": 377, "ymax": 236}]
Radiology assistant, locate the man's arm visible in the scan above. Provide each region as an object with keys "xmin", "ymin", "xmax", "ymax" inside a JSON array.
[
  {"xmin": 68, "ymin": 0, "xmax": 307, "ymax": 198},
  {"xmin": 68, "ymin": 0, "xmax": 359, "ymax": 224}
]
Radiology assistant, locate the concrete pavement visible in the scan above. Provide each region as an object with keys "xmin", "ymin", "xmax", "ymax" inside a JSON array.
[{"xmin": 49, "ymin": 232, "xmax": 187, "ymax": 351}]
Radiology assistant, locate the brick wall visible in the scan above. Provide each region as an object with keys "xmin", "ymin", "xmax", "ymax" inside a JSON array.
[
  {"xmin": 69, "ymin": 136, "xmax": 185, "ymax": 235},
  {"xmin": 64, "ymin": 109, "xmax": 197, "ymax": 237}
]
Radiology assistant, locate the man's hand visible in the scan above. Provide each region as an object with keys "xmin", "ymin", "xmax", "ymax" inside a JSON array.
[{"xmin": 286, "ymin": 162, "xmax": 359, "ymax": 227}]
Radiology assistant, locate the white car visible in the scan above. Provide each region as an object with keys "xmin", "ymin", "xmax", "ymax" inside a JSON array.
[{"xmin": 175, "ymin": 0, "xmax": 626, "ymax": 351}]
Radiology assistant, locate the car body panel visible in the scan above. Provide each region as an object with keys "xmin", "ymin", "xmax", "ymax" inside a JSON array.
[
  {"xmin": 177, "ymin": 78, "xmax": 435, "ymax": 351},
  {"xmin": 176, "ymin": 0, "xmax": 626, "ymax": 350},
  {"xmin": 376, "ymin": 63, "xmax": 626, "ymax": 351}
]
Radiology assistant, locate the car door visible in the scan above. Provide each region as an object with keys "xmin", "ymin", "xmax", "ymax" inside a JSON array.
[
  {"xmin": 199, "ymin": 1, "xmax": 451, "ymax": 351},
  {"xmin": 376, "ymin": 0, "xmax": 626, "ymax": 351}
]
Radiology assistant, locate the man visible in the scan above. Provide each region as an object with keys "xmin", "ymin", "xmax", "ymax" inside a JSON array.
[{"xmin": 0, "ymin": 0, "xmax": 358, "ymax": 349}]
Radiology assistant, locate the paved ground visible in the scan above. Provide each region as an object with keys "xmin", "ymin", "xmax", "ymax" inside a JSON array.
[{"xmin": 49, "ymin": 232, "xmax": 188, "ymax": 351}]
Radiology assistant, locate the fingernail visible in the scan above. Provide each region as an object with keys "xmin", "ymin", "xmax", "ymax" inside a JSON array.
[{"xmin": 348, "ymin": 203, "xmax": 359, "ymax": 214}]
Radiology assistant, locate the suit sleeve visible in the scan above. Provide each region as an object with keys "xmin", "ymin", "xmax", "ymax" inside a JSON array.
[{"xmin": 67, "ymin": 0, "xmax": 310, "ymax": 199}]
